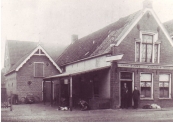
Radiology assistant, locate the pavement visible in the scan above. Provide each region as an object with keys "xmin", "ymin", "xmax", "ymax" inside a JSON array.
[{"xmin": 1, "ymin": 103, "xmax": 173, "ymax": 122}]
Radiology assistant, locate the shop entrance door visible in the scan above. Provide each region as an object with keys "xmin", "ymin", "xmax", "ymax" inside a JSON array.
[
  {"xmin": 121, "ymin": 81, "xmax": 132, "ymax": 108},
  {"xmin": 120, "ymin": 72, "xmax": 133, "ymax": 108}
]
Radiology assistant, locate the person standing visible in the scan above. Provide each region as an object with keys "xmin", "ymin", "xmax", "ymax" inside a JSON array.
[
  {"xmin": 132, "ymin": 86, "xmax": 140, "ymax": 109},
  {"xmin": 122, "ymin": 83, "xmax": 129, "ymax": 109}
]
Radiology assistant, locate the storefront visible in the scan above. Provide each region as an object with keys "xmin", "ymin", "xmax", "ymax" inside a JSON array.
[
  {"xmin": 43, "ymin": 66, "xmax": 111, "ymax": 110},
  {"xmin": 112, "ymin": 62, "xmax": 173, "ymax": 108}
]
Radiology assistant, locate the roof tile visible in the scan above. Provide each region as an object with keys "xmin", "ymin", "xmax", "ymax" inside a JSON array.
[{"xmin": 57, "ymin": 10, "xmax": 142, "ymax": 66}]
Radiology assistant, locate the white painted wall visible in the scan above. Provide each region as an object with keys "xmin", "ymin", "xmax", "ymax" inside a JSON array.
[
  {"xmin": 66, "ymin": 55, "xmax": 111, "ymax": 73},
  {"xmin": 99, "ymin": 69, "xmax": 111, "ymax": 98}
]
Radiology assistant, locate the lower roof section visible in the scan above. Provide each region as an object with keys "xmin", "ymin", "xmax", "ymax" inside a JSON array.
[{"xmin": 43, "ymin": 66, "xmax": 111, "ymax": 81}]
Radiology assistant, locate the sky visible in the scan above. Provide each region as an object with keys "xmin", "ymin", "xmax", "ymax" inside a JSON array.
[{"xmin": 1, "ymin": 0, "xmax": 173, "ymax": 68}]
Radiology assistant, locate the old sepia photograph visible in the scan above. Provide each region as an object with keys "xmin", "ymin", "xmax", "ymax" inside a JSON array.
[{"xmin": 1, "ymin": 0, "xmax": 173, "ymax": 122}]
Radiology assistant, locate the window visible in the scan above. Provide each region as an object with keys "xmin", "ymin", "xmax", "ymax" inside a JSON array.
[
  {"xmin": 136, "ymin": 33, "xmax": 160, "ymax": 63},
  {"xmin": 34, "ymin": 62, "xmax": 44, "ymax": 77},
  {"xmin": 140, "ymin": 73, "xmax": 152, "ymax": 99},
  {"xmin": 159, "ymin": 74, "xmax": 171, "ymax": 98},
  {"xmin": 34, "ymin": 49, "xmax": 45, "ymax": 55},
  {"xmin": 141, "ymin": 35, "xmax": 153, "ymax": 62}
]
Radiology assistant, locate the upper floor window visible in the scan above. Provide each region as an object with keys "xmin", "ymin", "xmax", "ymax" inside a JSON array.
[
  {"xmin": 34, "ymin": 62, "xmax": 44, "ymax": 77},
  {"xmin": 136, "ymin": 32, "xmax": 160, "ymax": 63}
]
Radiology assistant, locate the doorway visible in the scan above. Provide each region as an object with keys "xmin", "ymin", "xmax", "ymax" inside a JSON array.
[
  {"xmin": 44, "ymin": 82, "xmax": 51, "ymax": 102},
  {"xmin": 60, "ymin": 82, "xmax": 69, "ymax": 106},
  {"xmin": 120, "ymin": 81, "xmax": 132, "ymax": 108},
  {"xmin": 120, "ymin": 72, "xmax": 133, "ymax": 108}
]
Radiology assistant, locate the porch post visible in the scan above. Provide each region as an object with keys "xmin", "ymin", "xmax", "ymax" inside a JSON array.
[
  {"xmin": 110, "ymin": 62, "xmax": 119, "ymax": 109},
  {"xmin": 10, "ymin": 91, "xmax": 12, "ymax": 111},
  {"xmin": 43, "ymin": 80, "xmax": 45, "ymax": 105},
  {"xmin": 59, "ymin": 79, "xmax": 61, "ymax": 106},
  {"xmin": 69, "ymin": 76, "xmax": 73, "ymax": 111},
  {"xmin": 51, "ymin": 79, "xmax": 53, "ymax": 107}
]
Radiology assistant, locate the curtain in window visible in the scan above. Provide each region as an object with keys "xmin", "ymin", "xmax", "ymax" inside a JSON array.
[
  {"xmin": 142, "ymin": 35, "xmax": 153, "ymax": 62},
  {"xmin": 160, "ymin": 87, "xmax": 169, "ymax": 98},
  {"xmin": 140, "ymin": 74, "xmax": 152, "ymax": 98},
  {"xmin": 154, "ymin": 44, "xmax": 158, "ymax": 62},
  {"xmin": 159, "ymin": 74, "xmax": 170, "ymax": 98},
  {"xmin": 142, "ymin": 35, "xmax": 153, "ymax": 43},
  {"xmin": 147, "ymin": 44, "xmax": 152, "ymax": 62},
  {"xmin": 142, "ymin": 44, "xmax": 146, "ymax": 62},
  {"xmin": 136, "ymin": 42, "xmax": 140, "ymax": 62}
]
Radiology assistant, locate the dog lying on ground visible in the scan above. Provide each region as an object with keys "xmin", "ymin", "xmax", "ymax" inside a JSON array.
[
  {"xmin": 58, "ymin": 106, "xmax": 69, "ymax": 111},
  {"xmin": 143, "ymin": 104, "xmax": 161, "ymax": 109}
]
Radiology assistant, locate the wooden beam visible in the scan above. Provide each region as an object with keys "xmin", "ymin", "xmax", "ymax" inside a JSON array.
[
  {"xmin": 43, "ymin": 81, "xmax": 46, "ymax": 105},
  {"xmin": 69, "ymin": 76, "xmax": 73, "ymax": 111},
  {"xmin": 10, "ymin": 91, "xmax": 12, "ymax": 111},
  {"xmin": 58, "ymin": 80, "xmax": 61, "ymax": 106},
  {"xmin": 51, "ymin": 80, "xmax": 53, "ymax": 106}
]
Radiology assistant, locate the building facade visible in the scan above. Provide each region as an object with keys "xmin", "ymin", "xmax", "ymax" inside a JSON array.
[
  {"xmin": 44, "ymin": 1, "xmax": 173, "ymax": 110},
  {"xmin": 4, "ymin": 40, "xmax": 62, "ymax": 102}
]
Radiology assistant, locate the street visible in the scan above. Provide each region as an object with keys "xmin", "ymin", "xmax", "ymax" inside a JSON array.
[{"xmin": 1, "ymin": 103, "xmax": 173, "ymax": 122}]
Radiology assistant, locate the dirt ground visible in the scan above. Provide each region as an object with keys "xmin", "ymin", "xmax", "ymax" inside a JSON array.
[{"xmin": 1, "ymin": 103, "xmax": 173, "ymax": 122}]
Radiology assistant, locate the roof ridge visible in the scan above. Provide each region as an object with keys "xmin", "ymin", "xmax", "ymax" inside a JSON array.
[
  {"xmin": 56, "ymin": 10, "xmax": 142, "ymax": 66},
  {"xmin": 7, "ymin": 40, "xmax": 38, "ymax": 43},
  {"xmin": 90, "ymin": 10, "xmax": 142, "ymax": 56}
]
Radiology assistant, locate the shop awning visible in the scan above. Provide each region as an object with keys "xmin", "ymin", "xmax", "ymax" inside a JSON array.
[{"xmin": 43, "ymin": 66, "xmax": 111, "ymax": 80}]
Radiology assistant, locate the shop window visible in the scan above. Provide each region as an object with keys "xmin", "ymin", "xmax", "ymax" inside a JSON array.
[
  {"xmin": 135, "ymin": 33, "xmax": 159, "ymax": 63},
  {"xmin": 159, "ymin": 74, "xmax": 171, "ymax": 98},
  {"xmin": 34, "ymin": 62, "xmax": 44, "ymax": 77},
  {"xmin": 140, "ymin": 73, "xmax": 152, "ymax": 99}
]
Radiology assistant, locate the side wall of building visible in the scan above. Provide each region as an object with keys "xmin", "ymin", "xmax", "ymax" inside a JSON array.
[
  {"xmin": 5, "ymin": 72, "xmax": 17, "ymax": 96},
  {"xmin": 16, "ymin": 55, "xmax": 60, "ymax": 101}
]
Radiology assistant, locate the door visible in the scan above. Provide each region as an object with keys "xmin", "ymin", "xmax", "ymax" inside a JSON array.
[
  {"xmin": 121, "ymin": 81, "xmax": 132, "ymax": 108},
  {"xmin": 55, "ymin": 84, "xmax": 60, "ymax": 105},
  {"xmin": 44, "ymin": 82, "xmax": 51, "ymax": 102},
  {"xmin": 60, "ymin": 83, "xmax": 70, "ymax": 106}
]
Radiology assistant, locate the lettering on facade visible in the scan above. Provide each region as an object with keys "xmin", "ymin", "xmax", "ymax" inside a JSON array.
[{"xmin": 118, "ymin": 64, "xmax": 173, "ymax": 70}]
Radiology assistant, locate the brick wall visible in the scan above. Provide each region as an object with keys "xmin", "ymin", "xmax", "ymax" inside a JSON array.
[
  {"xmin": 111, "ymin": 67, "xmax": 173, "ymax": 108},
  {"xmin": 110, "ymin": 10, "xmax": 173, "ymax": 108},
  {"xmin": 113, "ymin": 11, "xmax": 173, "ymax": 64},
  {"xmin": 16, "ymin": 55, "xmax": 60, "ymax": 101},
  {"xmin": 5, "ymin": 72, "xmax": 17, "ymax": 96},
  {"xmin": 110, "ymin": 62, "xmax": 120, "ymax": 108}
]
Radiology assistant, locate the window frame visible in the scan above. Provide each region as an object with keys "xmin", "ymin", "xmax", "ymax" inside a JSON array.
[
  {"xmin": 140, "ymin": 73, "xmax": 153, "ymax": 100},
  {"xmin": 135, "ymin": 31, "xmax": 160, "ymax": 63},
  {"xmin": 159, "ymin": 74, "xmax": 172, "ymax": 99},
  {"xmin": 34, "ymin": 62, "xmax": 44, "ymax": 77}
]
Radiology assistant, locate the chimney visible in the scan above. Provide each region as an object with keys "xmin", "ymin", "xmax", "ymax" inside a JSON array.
[
  {"xmin": 71, "ymin": 34, "xmax": 78, "ymax": 44},
  {"xmin": 143, "ymin": 0, "xmax": 153, "ymax": 9}
]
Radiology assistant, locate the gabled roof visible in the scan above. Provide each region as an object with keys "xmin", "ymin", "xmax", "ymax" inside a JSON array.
[
  {"xmin": 5, "ymin": 40, "xmax": 63, "ymax": 75},
  {"xmin": 1, "ymin": 68, "xmax": 6, "ymax": 84},
  {"xmin": 57, "ymin": 10, "xmax": 143, "ymax": 66},
  {"xmin": 57, "ymin": 8, "xmax": 173, "ymax": 67},
  {"xmin": 163, "ymin": 19, "xmax": 173, "ymax": 37},
  {"xmin": 7, "ymin": 40, "xmax": 38, "ymax": 67}
]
